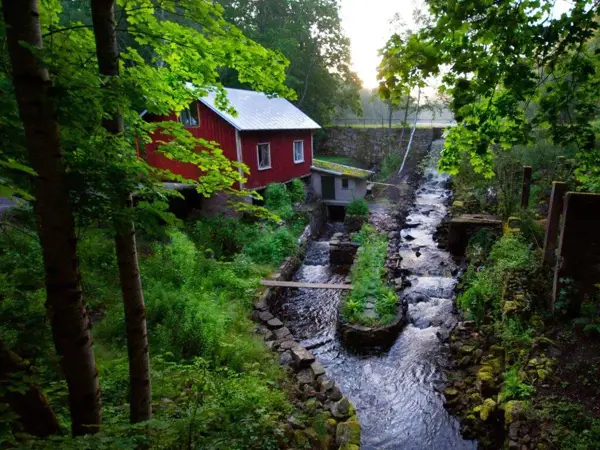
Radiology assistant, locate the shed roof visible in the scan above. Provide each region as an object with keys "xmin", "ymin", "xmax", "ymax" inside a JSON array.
[
  {"xmin": 199, "ymin": 88, "xmax": 321, "ymax": 131},
  {"xmin": 311, "ymin": 159, "xmax": 374, "ymax": 180}
]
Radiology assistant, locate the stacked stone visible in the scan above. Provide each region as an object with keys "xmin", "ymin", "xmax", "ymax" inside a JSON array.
[
  {"xmin": 329, "ymin": 232, "xmax": 359, "ymax": 266},
  {"xmin": 254, "ymin": 296, "xmax": 361, "ymax": 449}
]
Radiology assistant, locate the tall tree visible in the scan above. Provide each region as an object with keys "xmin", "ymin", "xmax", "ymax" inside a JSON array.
[
  {"xmin": 217, "ymin": 0, "xmax": 361, "ymax": 125},
  {"xmin": 1, "ymin": 0, "xmax": 101, "ymax": 435},
  {"xmin": 380, "ymin": 0, "xmax": 600, "ymax": 189},
  {"xmin": 90, "ymin": 0, "xmax": 151, "ymax": 423}
]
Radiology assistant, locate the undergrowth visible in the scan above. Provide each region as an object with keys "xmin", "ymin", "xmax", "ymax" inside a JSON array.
[
  {"xmin": 343, "ymin": 225, "xmax": 397, "ymax": 325},
  {"xmin": 0, "ymin": 184, "xmax": 306, "ymax": 448}
]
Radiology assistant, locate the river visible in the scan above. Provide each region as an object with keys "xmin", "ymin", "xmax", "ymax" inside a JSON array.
[{"xmin": 272, "ymin": 141, "xmax": 476, "ymax": 449}]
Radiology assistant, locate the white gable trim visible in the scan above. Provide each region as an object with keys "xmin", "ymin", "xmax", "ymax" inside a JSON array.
[
  {"xmin": 235, "ymin": 129, "xmax": 244, "ymax": 189},
  {"xmin": 198, "ymin": 97, "xmax": 241, "ymax": 131}
]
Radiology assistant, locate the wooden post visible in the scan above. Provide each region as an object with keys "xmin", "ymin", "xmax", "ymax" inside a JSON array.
[
  {"xmin": 542, "ymin": 181, "xmax": 566, "ymax": 268},
  {"xmin": 521, "ymin": 166, "xmax": 532, "ymax": 209}
]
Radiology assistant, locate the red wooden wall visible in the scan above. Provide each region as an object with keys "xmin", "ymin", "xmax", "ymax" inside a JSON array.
[
  {"xmin": 143, "ymin": 103, "xmax": 313, "ymax": 189},
  {"xmin": 240, "ymin": 130, "xmax": 312, "ymax": 189},
  {"xmin": 143, "ymin": 103, "xmax": 238, "ymax": 181}
]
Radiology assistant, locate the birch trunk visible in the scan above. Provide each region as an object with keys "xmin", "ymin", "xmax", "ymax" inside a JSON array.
[
  {"xmin": 2, "ymin": 0, "xmax": 101, "ymax": 435},
  {"xmin": 91, "ymin": 0, "xmax": 152, "ymax": 423}
]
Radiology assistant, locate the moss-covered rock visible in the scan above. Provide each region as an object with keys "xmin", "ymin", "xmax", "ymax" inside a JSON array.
[
  {"xmin": 336, "ymin": 416, "xmax": 361, "ymax": 446},
  {"xmin": 476, "ymin": 365, "xmax": 498, "ymax": 397},
  {"xmin": 479, "ymin": 398, "xmax": 497, "ymax": 421},
  {"xmin": 502, "ymin": 400, "xmax": 526, "ymax": 424}
]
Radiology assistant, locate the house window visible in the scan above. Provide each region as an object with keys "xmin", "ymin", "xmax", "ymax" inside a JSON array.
[
  {"xmin": 178, "ymin": 103, "xmax": 199, "ymax": 127},
  {"xmin": 257, "ymin": 143, "xmax": 271, "ymax": 170},
  {"xmin": 341, "ymin": 178, "xmax": 349, "ymax": 189},
  {"xmin": 293, "ymin": 140, "xmax": 304, "ymax": 163}
]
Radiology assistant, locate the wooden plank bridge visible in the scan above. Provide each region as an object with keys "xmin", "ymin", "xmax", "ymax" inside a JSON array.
[{"xmin": 260, "ymin": 280, "xmax": 352, "ymax": 290}]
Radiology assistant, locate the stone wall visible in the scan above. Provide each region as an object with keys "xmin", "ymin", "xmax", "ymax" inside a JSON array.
[
  {"xmin": 252, "ymin": 241, "xmax": 361, "ymax": 449},
  {"xmin": 316, "ymin": 127, "xmax": 435, "ymax": 166}
]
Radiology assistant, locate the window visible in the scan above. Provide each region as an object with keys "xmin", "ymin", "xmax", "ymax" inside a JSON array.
[
  {"xmin": 293, "ymin": 140, "xmax": 304, "ymax": 163},
  {"xmin": 341, "ymin": 178, "xmax": 349, "ymax": 189},
  {"xmin": 257, "ymin": 143, "xmax": 271, "ymax": 170},
  {"xmin": 178, "ymin": 103, "xmax": 199, "ymax": 127}
]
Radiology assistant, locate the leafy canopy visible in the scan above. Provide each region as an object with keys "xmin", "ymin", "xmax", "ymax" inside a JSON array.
[{"xmin": 378, "ymin": 0, "xmax": 600, "ymax": 190}]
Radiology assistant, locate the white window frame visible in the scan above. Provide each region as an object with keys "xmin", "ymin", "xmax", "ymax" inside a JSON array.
[
  {"xmin": 293, "ymin": 140, "xmax": 304, "ymax": 164},
  {"xmin": 257, "ymin": 142, "xmax": 271, "ymax": 170},
  {"xmin": 178, "ymin": 103, "xmax": 199, "ymax": 127}
]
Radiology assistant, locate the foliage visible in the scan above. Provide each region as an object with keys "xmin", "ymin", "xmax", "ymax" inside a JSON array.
[
  {"xmin": 379, "ymin": 0, "xmax": 600, "ymax": 190},
  {"xmin": 344, "ymin": 225, "xmax": 397, "ymax": 325},
  {"xmin": 288, "ymin": 179, "xmax": 306, "ymax": 204},
  {"xmin": 499, "ymin": 366, "xmax": 535, "ymax": 402},
  {"xmin": 0, "ymin": 223, "xmax": 296, "ymax": 447},
  {"xmin": 264, "ymin": 183, "xmax": 294, "ymax": 221},
  {"xmin": 377, "ymin": 154, "xmax": 403, "ymax": 182},
  {"xmin": 217, "ymin": 0, "xmax": 362, "ymax": 125},
  {"xmin": 458, "ymin": 233, "xmax": 538, "ymax": 323},
  {"xmin": 346, "ymin": 199, "xmax": 369, "ymax": 217},
  {"xmin": 544, "ymin": 402, "xmax": 600, "ymax": 450}
]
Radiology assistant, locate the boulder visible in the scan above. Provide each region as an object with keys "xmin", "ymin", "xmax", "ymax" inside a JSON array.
[
  {"xmin": 328, "ymin": 385, "xmax": 343, "ymax": 401},
  {"xmin": 267, "ymin": 318, "xmax": 284, "ymax": 329},
  {"xmin": 330, "ymin": 397, "xmax": 352, "ymax": 419},
  {"xmin": 296, "ymin": 368, "xmax": 314, "ymax": 385},
  {"xmin": 311, "ymin": 361, "xmax": 326, "ymax": 377},
  {"xmin": 280, "ymin": 351, "xmax": 293, "ymax": 366},
  {"xmin": 258, "ymin": 310, "xmax": 274, "ymax": 323},
  {"xmin": 290, "ymin": 344, "xmax": 315, "ymax": 368},
  {"xmin": 274, "ymin": 327, "xmax": 292, "ymax": 340},
  {"xmin": 336, "ymin": 416, "xmax": 361, "ymax": 446}
]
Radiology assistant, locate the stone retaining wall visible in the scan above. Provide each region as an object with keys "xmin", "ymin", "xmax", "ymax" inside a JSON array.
[
  {"xmin": 317, "ymin": 127, "xmax": 434, "ymax": 166},
  {"xmin": 252, "ymin": 241, "xmax": 361, "ymax": 449},
  {"xmin": 330, "ymin": 232, "xmax": 359, "ymax": 265}
]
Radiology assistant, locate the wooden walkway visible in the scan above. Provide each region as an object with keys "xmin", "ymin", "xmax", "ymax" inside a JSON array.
[{"xmin": 260, "ymin": 280, "xmax": 352, "ymax": 290}]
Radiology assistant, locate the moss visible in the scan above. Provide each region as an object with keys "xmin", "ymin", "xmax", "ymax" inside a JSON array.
[
  {"xmin": 480, "ymin": 398, "xmax": 497, "ymax": 421},
  {"xmin": 336, "ymin": 416, "xmax": 361, "ymax": 446},
  {"xmin": 313, "ymin": 159, "xmax": 373, "ymax": 179},
  {"xmin": 503, "ymin": 400, "xmax": 526, "ymax": 424}
]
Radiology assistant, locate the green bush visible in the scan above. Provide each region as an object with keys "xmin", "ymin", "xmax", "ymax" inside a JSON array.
[
  {"xmin": 264, "ymin": 183, "xmax": 293, "ymax": 220},
  {"xmin": 344, "ymin": 225, "xmax": 397, "ymax": 325},
  {"xmin": 377, "ymin": 154, "xmax": 402, "ymax": 182},
  {"xmin": 499, "ymin": 366, "xmax": 535, "ymax": 402},
  {"xmin": 288, "ymin": 178, "xmax": 306, "ymax": 203},
  {"xmin": 458, "ymin": 233, "xmax": 538, "ymax": 323},
  {"xmin": 243, "ymin": 226, "xmax": 297, "ymax": 266},
  {"xmin": 346, "ymin": 198, "xmax": 369, "ymax": 217}
]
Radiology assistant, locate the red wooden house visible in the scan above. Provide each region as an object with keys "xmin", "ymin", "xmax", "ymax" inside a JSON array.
[{"xmin": 143, "ymin": 88, "xmax": 321, "ymax": 190}]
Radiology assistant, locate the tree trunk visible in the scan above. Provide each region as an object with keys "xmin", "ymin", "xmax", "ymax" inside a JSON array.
[
  {"xmin": 91, "ymin": 0, "xmax": 152, "ymax": 423},
  {"xmin": 0, "ymin": 341, "xmax": 59, "ymax": 437},
  {"xmin": 388, "ymin": 104, "xmax": 393, "ymax": 129},
  {"xmin": 2, "ymin": 0, "xmax": 101, "ymax": 436}
]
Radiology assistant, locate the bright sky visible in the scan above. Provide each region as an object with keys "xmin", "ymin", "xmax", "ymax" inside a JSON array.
[{"xmin": 340, "ymin": 0, "xmax": 574, "ymax": 89}]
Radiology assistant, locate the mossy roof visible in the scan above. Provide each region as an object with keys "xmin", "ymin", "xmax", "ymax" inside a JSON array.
[{"xmin": 312, "ymin": 159, "xmax": 373, "ymax": 179}]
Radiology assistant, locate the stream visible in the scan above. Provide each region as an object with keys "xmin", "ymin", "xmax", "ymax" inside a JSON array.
[{"xmin": 273, "ymin": 142, "xmax": 477, "ymax": 449}]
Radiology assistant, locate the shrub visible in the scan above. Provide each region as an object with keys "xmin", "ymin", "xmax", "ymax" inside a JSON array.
[
  {"xmin": 458, "ymin": 233, "xmax": 538, "ymax": 323},
  {"xmin": 288, "ymin": 178, "xmax": 306, "ymax": 203},
  {"xmin": 264, "ymin": 183, "xmax": 293, "ymax": 220},
  {"xmin": 346, "ymin": 198, "xmax": 369, "ymax": 217},
  {"xmin": 499, "ymin": 366, "xmax": 535, "ymax": 402},
  {"xmin": 243, "ymin": 226, "xmax": 297, "ymax": 266},
  {"xmin": 344, "ymin": 225, "xmax": 397, "ymax": 325}
]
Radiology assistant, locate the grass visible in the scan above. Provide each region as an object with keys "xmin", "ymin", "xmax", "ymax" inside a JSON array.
[
  {"xmin": 0, "ymin": 185, "xmax": 308, "ymax": 448},
  {"xmin": 342, "ymin": 225, "xmax": 398, "ymax": 326},
  {"xmin": 312, "ymin": 155, "xmax": 366, "ymax": 168},
  {"xmin": 312, "ymin": 158, "xmax": 373, "ymax": 179}
]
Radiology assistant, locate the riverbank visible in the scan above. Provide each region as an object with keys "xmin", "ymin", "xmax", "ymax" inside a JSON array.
[{"xmin": 440, "ymin": 146, "xmax": 600, "ymax": 449}]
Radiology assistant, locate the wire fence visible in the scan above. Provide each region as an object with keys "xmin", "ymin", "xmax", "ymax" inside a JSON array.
[{"xmin": 330, "ymin": 117, "xmax": 457, "ymax": 128}]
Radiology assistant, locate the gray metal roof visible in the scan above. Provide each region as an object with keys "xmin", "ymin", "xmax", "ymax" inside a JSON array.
[{"xmin": 199, "ymin": 88, "xmax": 321, "ymax": 131}]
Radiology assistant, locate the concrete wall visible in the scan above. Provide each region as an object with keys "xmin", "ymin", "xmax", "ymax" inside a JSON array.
[
  {"xmin": 310, "ymin": 172, "xmax": 367, "ymax": 205},
  {"xmin": 316, "ymin": 127, "xmax": 436, "ymax": 166}
]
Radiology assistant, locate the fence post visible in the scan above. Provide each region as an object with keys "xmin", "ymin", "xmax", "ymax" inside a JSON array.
[
  {"xmin": 542, "ymin": 181, "xmax": 566, "ymax": 268},
  {"xmin": 521, "ymin": 166, "xmax": 533, "ymax": 209}
]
